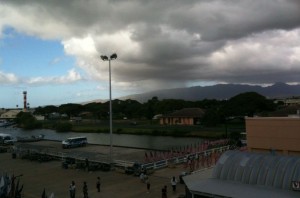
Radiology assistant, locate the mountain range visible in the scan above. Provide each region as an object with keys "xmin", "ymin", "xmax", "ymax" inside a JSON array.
[{"xmin": 120, "ymin": 82, "xmax": 300, "ymax": 102}]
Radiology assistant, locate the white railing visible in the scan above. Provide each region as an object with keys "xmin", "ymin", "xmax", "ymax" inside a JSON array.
[{"xmin": 114, "ymin": 145, "xmax": 230, "ymax": 170}]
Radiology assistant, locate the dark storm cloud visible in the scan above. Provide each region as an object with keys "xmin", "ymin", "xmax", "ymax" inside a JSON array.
[{"xmin": 1, "ymin": 0, "xmax": 300, "ymax": 91}]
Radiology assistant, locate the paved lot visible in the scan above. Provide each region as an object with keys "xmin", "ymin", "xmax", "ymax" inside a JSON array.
[
  {"xmin": 14, "ymin": 140, "xmax": 148, "ymax": 164},
  {"xmin": 0, "ymin": 144, "xmax": 190, "ymax": 198}
]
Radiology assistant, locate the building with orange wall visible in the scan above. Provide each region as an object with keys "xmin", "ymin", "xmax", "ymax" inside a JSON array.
[
  {"xmin": 159, "ymin": 108, "xmax": 205, "ymax": 125},
  {"xmin": 246, "ymin": 116, "xmax": 300, "ymax": 155}
]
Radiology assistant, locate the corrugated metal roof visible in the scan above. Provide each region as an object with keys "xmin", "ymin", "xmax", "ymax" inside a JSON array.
[{"xmin": 184, "ymin": 151, "xmax": 300, "ymax": 198}]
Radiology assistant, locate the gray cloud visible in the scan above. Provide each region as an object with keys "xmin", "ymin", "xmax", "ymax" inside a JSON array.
[{"xmin": 1, "ymin": 0, "xmax": 300, "ymax": 94}]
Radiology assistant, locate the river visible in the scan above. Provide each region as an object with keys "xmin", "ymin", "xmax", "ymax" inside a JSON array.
[{"xmin": 0, "ymin": 127, "xmax": 204, "ymax": 150}]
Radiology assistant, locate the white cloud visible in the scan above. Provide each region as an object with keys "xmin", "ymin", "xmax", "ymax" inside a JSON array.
[
  {"xmin": 0, "ymin": 71, "xmax": 19, "ymax": 84},
  {"xmin": 27, "ymin": 69, "xmax": 83, "ymax": 85},
  {"xmin": 50, "ymin": 57, "xmax": 63, "ymax": 65},
  {"xmin": 62, "ymin": 31, "xmax": 141, "ymax": 83},
  {"xmin": 0, "ymin": 3, "xmax": 72, "ymax": 39},
  {"xmin": 207, "ymin": 28, "xmax": 300, "ymax": 83}
]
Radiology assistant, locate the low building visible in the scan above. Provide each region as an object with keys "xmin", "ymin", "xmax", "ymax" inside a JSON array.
[
  {"xmin": 70, "ymin": 116, "xmax": 82, "ymax": 122},
  {"xmin": 34, "ymin": 115, "xmax": 45, "ymax": 121},
  {"xmin": 275, "ymin": 98, "xmax": 300, "ymax": 106},
  {"xmin": 0, "ymin": 109, "xmax": 22, "ymax": 119},
  {"xmin": 184, "ymin": 150, "xmax": 300, "ymax": 198},
  {"xmin": 246, "ymin": 116, "xmax": 300, "ymax": 155},
  {"xmin": 0, "ymin": 109, "xmax": 6, "ymax": 115},
  {"xmin": 160, "ymin": 108, "xmax": 205, "ymax": 125}
]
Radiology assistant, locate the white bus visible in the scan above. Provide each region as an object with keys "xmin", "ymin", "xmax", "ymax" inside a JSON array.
[{"xmin": 62, "ymin": 136, "xmax": 88, "ymax": 149}]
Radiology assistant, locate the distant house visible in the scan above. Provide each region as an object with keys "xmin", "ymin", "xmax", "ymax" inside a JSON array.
[
  {"xmin": 49, "ymin": 112, "xmax": 61, "ymax": 119},
  {"xmin": 160, "ymin": 108, "xmax": 205, "ymax": 125},
  {"xmin": 34, "ymin": 115, "xmax": 45, "ymax": 121},
  {"xmin": 70, "ymin": 116, "xmax": 82, "ymax": 122},
  {"xmin": 274, "ymin": 98, "xmax": 300, "ymax": 106}
]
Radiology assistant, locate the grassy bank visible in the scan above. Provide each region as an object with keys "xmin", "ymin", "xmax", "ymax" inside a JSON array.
[{"xmin": 41, "ymin": 119, "xmax": 245, "ymax": 139}]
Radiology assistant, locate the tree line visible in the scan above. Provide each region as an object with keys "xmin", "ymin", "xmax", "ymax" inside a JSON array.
[{"xmin": 31, "ymin": 92, "xmax": 276, "ymax": 127}]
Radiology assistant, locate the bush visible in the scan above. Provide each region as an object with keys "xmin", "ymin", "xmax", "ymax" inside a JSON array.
[
  {"xmin": 16, "ymin": 112, "xmax": 42, "ymax": 130},
  {"xmin": 116, "ymin": 128, "xmax": 123, "ymax": 133},
  {"xmin": 55, "ymin": 122, "xmax": 72, "ymax": 132}
]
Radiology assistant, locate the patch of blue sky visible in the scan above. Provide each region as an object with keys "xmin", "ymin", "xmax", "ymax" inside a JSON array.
[
  {"xmin": 0, "ymin": 86, "xmax": 23, "ymax": 109},
  {"xmin": 0, "ymin": 27, "xmax": 75, "ymax": 77}
]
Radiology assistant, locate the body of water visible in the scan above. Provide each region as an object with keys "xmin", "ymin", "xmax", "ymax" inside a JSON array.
[{"xmin": 0, "ymin": 127, "xmax": 204, "ymax": 150}]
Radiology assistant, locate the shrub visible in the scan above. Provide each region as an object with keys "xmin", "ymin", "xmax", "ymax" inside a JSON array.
[
  {"xmin": 55, "ymin": 122, "xmax": 72, "ymax": 132},
  {"xmin": 16, "ymin": 112, "xmax": 42, "ymax": 130}
]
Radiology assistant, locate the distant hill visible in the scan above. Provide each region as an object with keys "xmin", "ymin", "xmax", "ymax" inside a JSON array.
[{"xmin": 120, "ymin": 82, "xmax": 300, "ymax": 102}]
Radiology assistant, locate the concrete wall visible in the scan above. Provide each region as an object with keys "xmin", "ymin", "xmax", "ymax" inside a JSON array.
[{"xmin": 246, "ymin": 117, "xmax": 300, "ymax": 155}]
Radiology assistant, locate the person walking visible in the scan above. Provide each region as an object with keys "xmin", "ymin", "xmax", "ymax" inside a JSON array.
[
  {"xmin": 140, "ymin": 172, "xmax": 145, "ymax": 183},
  {"xmin": 85, "ymin": 158, "xmax": 89, "ymax": 172},
  {"xmin": 83, "ymin": 181, "xmax": 88, "ymax": 198},
  {"xmin": 96, "ymin": 177, "xmax": 101, "ymax": 192},
  {"xmin": 146, "ymin": 179, "xmax": 150, "ymax": 193},
  {"xmin": 161, "ymin": 185, "xmax": 167, "ymax": 198},
  {"xmin": 69, "ymin": 181, "xmax": 76, "ymax": 198},
  {"xmin": 171, "ymin": 176, "xmax": 178, "ymax": 192}
]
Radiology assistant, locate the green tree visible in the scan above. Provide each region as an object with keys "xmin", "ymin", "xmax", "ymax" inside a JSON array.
[
  {"xmin": 154, "ymin": 99, "xmax": 188, "ymax": 114},
  {"xmin": 16, "ymin": 112, "xmax": 42, "ymax": 130},
  {"xmin": 34, "ymin": 105, "xmax": 58, "ymax": 116},
  {"xmin": 58, "ymin": 103, "xmax": 83, "ymax": 118},
  {"xmin": 223, "ymin": 92, "xmax": 275, "ymax": 117},
  {"xmin": 144, "ymin": 96, "xmax": 159, "ymax": 119},
  {"xmin": 113, "ymin": 99, "xmax": 143, "ymax": 119},
  {"xmin": 83, "ymin": 102, "xmax": 106, "ymax": 119},
  {"xmin": 55, "ymin": 122, "xmax": 72, "ymax": 132},
  {"xmin": 202, "ymin": 107, "xmax": 222, "ymax": 126}
]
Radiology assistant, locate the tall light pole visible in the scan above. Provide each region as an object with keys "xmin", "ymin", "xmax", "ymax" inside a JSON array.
[{"xmin": 100, "ymin": 53, "xmax": 117, "ymax": 165}]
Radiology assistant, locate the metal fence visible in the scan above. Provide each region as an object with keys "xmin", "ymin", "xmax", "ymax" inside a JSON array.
[{"xmin": 114, "ymin": 145, "xmax": 231, "ymax": 174}]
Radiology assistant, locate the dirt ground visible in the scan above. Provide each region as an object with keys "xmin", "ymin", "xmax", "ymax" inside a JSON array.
[{"xmin": 0, "ymin": 151, "xmax": 188, "ymax": 198}]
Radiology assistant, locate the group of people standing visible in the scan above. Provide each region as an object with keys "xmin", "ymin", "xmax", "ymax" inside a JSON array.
[
  {"xmin": 140, "ymin": 173, "xmax": 178, "ymax": 197},
  {"xmin": 69, "ymin": 177, "xmax": 101, "ymax": 198},
  {"xmin": 161, "ymin": 176, "xmax": 178, "ymax": 198},
  {"xmin": 69, "ymin": 173, "xmax": 177, "ymax": 197},
  {"xmin": 139, "ymin": 172, "xmax": 151, "ymax": 193}
]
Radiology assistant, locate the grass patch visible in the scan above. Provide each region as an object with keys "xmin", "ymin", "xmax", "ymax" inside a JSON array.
[{"xmin": 39, "ymin": 119, "xmax": 244, "ymax": 139}]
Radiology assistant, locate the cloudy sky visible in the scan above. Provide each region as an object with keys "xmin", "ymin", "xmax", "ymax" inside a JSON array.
[{"xmin": 1, "ymin": 0, "xmax": 300, "ymax": 108}]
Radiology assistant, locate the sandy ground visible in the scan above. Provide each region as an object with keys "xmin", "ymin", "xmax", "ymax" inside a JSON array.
[{"xmin": 0, "ymin": 151, "xmax": 188, "ymax": 198}]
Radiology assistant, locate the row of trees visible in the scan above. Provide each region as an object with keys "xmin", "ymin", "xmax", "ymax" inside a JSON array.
[{"xmin": 32, "ymin": 92, "xmax": 277, "ymax": 127}]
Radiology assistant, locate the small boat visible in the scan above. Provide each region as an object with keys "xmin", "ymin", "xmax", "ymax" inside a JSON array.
[{"xmin": 17, "ymin": 134, "xmax": 45, "ymax": 142}]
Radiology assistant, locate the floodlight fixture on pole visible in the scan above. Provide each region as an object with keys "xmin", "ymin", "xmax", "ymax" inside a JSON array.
[{"xmin": 100, "ymin": 53, "xmax": 117, "ymax": 165}]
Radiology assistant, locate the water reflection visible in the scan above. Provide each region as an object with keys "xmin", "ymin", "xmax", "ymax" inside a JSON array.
[{"xmin": 0, "ymin": 127, "xmax": 203, "ymax": 150}]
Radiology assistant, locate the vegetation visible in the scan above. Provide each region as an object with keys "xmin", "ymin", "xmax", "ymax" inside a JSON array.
[
  {"xmin": 55, "ymin": 122, "xmax": 73, "ymax": 132},
  {"xmin": 16, "ymin": 112, "xmax": 42, "ymax": 130},
  {"xmin": 20, "ymin": 91, "xmax": 282, "ymax": 138}
]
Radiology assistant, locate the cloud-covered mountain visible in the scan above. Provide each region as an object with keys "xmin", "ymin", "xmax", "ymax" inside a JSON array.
[{"xmin": 122, "ymin": 83, "xmax": 300, "ymax": 102}]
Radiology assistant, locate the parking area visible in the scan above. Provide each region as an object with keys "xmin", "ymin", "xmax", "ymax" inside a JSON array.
[{"xmin": 0, "ymin": 147, "xmax": 191, "ymax": 198}]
